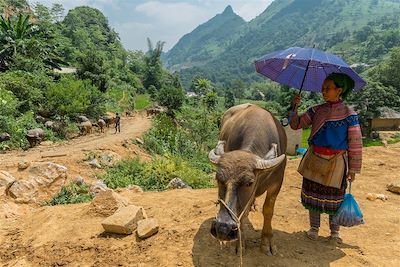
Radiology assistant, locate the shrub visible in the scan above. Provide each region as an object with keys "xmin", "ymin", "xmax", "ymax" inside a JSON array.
[
  {"xmin": 0, "ymin": 71, "xmax": 51, "ymax": 113},
  {"xmin": 45, "ymin": 77, "xmax": 106, "ymax": 118},
  {"xmin": 44, "ymin": 183, "xmax": 94, "ymax": 205},
  {"xmin": 100, "ymin": 156, "xmax": 214, "ymax": 191}
]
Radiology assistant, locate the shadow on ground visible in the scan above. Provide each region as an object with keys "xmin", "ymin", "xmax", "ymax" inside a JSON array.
[{"xmin": 192, "ymin": 218, "xmax": 359, "ymax": 267}]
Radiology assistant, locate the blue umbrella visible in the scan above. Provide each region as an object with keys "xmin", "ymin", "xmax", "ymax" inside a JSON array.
[{"xmin": 255, "ymin": 47, "xmax": 366, "ymax": 93}]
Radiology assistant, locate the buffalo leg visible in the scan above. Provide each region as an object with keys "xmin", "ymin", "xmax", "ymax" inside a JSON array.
[{"xmin": 260, "ymin": 185, "xmax": 281, "ymax": 256}]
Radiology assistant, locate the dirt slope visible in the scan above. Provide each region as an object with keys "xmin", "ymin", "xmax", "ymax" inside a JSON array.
[
  {"xmin": 0, "ymin": 112, "xmax": 152, "ymax": 182},
  {"xmin": 0, "ymin": 123, "xmax": 399, "ymax": 266}
]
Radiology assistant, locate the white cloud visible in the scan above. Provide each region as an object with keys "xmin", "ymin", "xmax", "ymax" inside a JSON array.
[
  {"xmin": 26, "ymin": 0, "xmax": 274, "ymax": 51},
  {"xmin": 135, "ymin": 1, "xmax": 210, "ymax": 26}
]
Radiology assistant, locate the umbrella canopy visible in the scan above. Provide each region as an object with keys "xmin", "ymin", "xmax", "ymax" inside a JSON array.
[{"xmin": 255, "ymin": 47, "xmax": 366, "ymax": 93}]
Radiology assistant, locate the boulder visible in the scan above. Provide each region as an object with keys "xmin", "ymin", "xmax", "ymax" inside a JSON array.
[
  {"xmin": 137, "ymin": 218, "xmax": 159, "ymax": 239},
  {"xmin": 89, "ymin": 190, "xmax": 128, "ymax": 216},
  {"xmin": 89, "ymin": 180, "xmax": 108, "ymax": 194},
  {"xmin": 0, "ymin": 171, "xmax": 16, "ymax": 189},
  {"xmin": 167, "ymin": 178, "xmax": 192, "ymax": 189},
  {"xmin": 17, "ymin": 160, "xmax": 30, "ymax": 170},
  {"xmin": 99, "ymin": 151, "xmax": 121, "ymax": 167},
  {"xmin": 7, "ymin": 162, "xmax": 67, "ymax": 203},
  {"xmin": 387, "ymin": 181, "xmax": 400, "ymax": 194},
  {"xmin": 102, "ymin": 205, "xmax": 146, "ymax": 234}
]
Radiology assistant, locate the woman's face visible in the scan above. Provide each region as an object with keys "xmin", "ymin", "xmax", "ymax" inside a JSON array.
[{"xmin": 322, "ymin": 79, "xmax": 342, "ymax": 102}]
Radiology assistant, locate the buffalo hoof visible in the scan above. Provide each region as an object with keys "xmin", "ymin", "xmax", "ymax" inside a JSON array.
[{"xmin": 261, "ymin": 238, "xmax": 277, "ymax": 256}]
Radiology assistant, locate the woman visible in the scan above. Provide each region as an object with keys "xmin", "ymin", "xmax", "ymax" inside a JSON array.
[{"xmin": 290, "ymin": 73, "xmax": 363, "ymax": 242}]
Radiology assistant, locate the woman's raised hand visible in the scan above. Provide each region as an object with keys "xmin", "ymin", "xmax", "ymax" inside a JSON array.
[{"xmin": 293, "ymin": 94, "xmax": 301, "ymax": 108}]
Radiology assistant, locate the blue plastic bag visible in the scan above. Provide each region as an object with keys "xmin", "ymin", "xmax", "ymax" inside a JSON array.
[{"xmin": 333, "ymin": 185, "xmax": 365, "ymax": 227}]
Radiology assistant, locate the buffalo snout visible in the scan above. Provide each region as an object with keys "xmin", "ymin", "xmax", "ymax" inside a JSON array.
[{"xmin": 211, "ymin": 218, "xmax": 238, "ymax": 241}]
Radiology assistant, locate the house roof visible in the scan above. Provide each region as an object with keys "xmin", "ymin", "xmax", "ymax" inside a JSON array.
[{"xmin": 377, "ymin": 107, "xmax": 400, "ymax": 119}]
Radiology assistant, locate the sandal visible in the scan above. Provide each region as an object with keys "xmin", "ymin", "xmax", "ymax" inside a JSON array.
[
  {"xmin": 329, "ymin": 231, "xmax": 343, "ymax": 244},
  {"xmin": 306, "ymin": 227, "xmax": 319, "ymax": 240}
]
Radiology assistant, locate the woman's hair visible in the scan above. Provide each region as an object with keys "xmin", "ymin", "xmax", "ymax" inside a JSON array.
[{"xmin": 326, "ymin": 73, "xmax": 355, "ymax": 99}]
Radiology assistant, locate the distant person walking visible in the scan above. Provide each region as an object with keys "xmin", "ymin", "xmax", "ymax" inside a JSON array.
[{"xmin": 115, "ymin": 113, "xmax": 121, "ymax": 133}]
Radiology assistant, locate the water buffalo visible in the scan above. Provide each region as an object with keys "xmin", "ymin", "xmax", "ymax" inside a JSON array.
[
  {"xmin": 0, "ymin": 133, "xmax": 11, "ymax": 142},
  {"xmin": 78, "ymin": 115, "xmax": 89, "ymax": 122},
  {"xmin": 44, "ymin": 120, "xmax": 65, "ymax": 135},
  {"xmin": 97, "ymin": 119, "xmax": 106, "ymax": 133},
  {"xmin": 208, "ymin": 103, "xmax": 287, "ymax": 255},
  {"xmin": 146, "ymin": 107, "xmax": 162, "ymax": 117},
  {"xmin": 102, "ymin": 115, "xmax": 116, "ymax": 128},
  {"xmin": 26, "ymin": 128, "xmax": 44, "ymax": 148},
  {"xmin": 79, "ymin": 121, "xmax": 92, "ymax": 135}
]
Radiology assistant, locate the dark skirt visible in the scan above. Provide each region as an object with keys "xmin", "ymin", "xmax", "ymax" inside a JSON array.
[{"xmin": 301, "ymin": 177, "xmax": 347, "ymax": 215}]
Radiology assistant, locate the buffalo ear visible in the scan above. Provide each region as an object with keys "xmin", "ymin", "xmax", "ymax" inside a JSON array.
[
  {"xmin": 264, "ymin": 143, "xmax": 278, "ymax": 160},
  {"xmin": 208, "ymin": 140, "xmax": 225, "ymax": 164}
]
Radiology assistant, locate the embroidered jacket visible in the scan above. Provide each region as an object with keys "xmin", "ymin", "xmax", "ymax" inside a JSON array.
[{"xmin": 290, "ymin": 101, "xmax": 362, "ymax": 173}]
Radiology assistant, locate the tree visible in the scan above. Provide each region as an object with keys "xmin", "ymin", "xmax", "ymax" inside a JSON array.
[
  {"xmin": 224, "ymin": 89, "xmax": 235, "ymax": 108},
  {"xmin": 349, "ymin": 79, "xmax": 400, "ymax": 129},
  {"xmin": 144, "ymin": 38, "xmax": 164, "ymax": 92},
  {"xmin": 0, "ymin": 13, "xmax": 65, "ymax": 71},
  {"xmin": 76, "ymin": 48, "xmax": 109, "ymax": 92},
  {"xmin": 204, "ymin": 91, "xmax": 218, "ymax": 110},
  {"xmin": 376, "ymin": 47, "xmax": 400, "ymax": 93},
  {"xmin": 192, "ymin": 77, "xmax": 212, "ymax": 96},
  {"xmin": 157, "ymin": 85, "xmax": 185, "ymax": 116},
  {"xmin": 231, "ymin": 79, "xmax": 245, "ymax": 103}
]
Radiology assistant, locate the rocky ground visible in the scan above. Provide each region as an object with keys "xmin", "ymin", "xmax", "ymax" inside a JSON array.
[{"xmin": 0, "ymin": 114, "xmax": 399, "ymax": 267}]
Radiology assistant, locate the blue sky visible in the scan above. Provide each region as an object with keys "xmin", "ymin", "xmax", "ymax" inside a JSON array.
[{"xmin": 32, "ymin": 0, "xmax": 274, "ymax": 52}]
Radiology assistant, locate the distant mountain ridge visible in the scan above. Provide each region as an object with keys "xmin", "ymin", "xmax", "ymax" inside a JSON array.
[
  {"xmin": 162, "ymin": 5, "xmax": 246, "ymax": 70},
  {"xmin": 163, "ymin": 0, "xmax": 400, "ymax": 86}
]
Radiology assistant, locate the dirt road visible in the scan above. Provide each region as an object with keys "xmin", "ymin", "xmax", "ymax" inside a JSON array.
[{"xmin": 0, "ymin": 113, "xmax": 152, "ymax": 181}]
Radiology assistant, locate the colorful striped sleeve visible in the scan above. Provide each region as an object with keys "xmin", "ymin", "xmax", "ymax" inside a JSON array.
[
  {"xmin": 289, "ymin": 107, "xmax": 315, "ymax": 130},
  {"xmin": 347, "ymin": 115, "xmax": 362, "ymax": 173}
]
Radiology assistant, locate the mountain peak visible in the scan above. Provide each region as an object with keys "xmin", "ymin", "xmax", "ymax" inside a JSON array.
[{"xmin": 222, "ymin": 5, "xmax": 234, "ymax": 14}]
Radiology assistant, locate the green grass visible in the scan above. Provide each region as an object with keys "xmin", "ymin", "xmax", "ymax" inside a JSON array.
[
  {"xmin": 387, "ymin": 133, "xmax": 400, "ymax": 145},
  {"xmin": 362, "ymin": 138, "xmax": 383, "ymax": 147},
  {"xmin": 135, "ymin": 94, "xmax": 151, "ymax": 110},
  {"xmin": 301, "ymin": 128, "xmax": 311, "ymax": 148},
  {"xmin": 44, "ymin": 183, "xmax": 94, "ymax": 206}
]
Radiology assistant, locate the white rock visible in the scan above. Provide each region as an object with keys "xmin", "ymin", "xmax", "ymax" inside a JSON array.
[
  {"xmin": 366, "ymin": 193, "xmax": 388, "ymax": 201},
  {"xmin": 88, "ymin": 159, "xmax": 102, "ymax": 169},
  {"xmin": 102, "ymin": 205, "xmax": 146, "ymax": 234},
  {"xmin": 135, "ymin": 138, "xmax": 144, "ymax": 145},
  {"xmin": 137, "ymin": 218, "xmax": 159, "ymax": 239}
]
